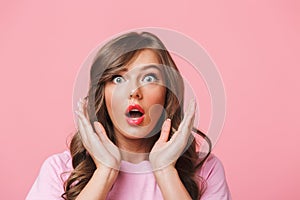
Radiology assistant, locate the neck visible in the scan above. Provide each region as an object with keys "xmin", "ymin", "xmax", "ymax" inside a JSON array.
[{"xmin": 114, "ymin": 133, "xmax": 157, "ymax": 163}]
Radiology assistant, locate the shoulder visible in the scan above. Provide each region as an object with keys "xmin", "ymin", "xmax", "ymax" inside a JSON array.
[
  {"xmin": 199, "ymin": 153, "xmax": 225, "ymax": 179},
  {"xmin": 42, "ymin": 150, "xmax": 72, "ymax": 171},
  {"xmin": 197, "ymin": 153, "xmax": 232, "ymax": 200},
  {"xmin": 41, "ymin": 150, "xmax": 73, "ymax": 182},
  {"xmin": 26, "ymin": 150, "xmax": 72, "ymax": 200}
]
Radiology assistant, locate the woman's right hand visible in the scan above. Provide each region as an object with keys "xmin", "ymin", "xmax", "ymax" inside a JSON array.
[
  {"xmin": 75, "ymin": 98, "xmax": 121, "ymax": 170},
  {"xmin": 74, "ymin": 99, "xmax": 120, "ymax": 200}
]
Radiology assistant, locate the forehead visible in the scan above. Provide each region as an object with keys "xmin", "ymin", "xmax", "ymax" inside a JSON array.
[{"xmin": 125, "ymin": 49, "xmax": 161, "ymax": 71}]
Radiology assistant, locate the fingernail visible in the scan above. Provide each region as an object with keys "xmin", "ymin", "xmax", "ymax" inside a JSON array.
[{"xmin": 164, "ymin": 119, "xmax": 171, "ymax": 129}]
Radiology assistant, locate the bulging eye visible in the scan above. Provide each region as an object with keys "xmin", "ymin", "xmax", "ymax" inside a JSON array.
[
  {"xmin": 142, "ymin": 74, "xmax": 158, "ymax": 83},
  {"xmin": 112, "ymin": 75, "xmax": 125, "ymax": 84}
]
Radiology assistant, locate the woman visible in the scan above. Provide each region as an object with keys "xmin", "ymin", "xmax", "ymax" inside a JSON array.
[{"xmin": 26, "ymin": 32, "xmax": 231, "ymax": 200}]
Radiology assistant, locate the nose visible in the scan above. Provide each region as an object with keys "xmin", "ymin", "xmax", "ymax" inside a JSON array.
[{"xmin": 129, "ymin": 87, "xmax": 142, "ymax": 100}]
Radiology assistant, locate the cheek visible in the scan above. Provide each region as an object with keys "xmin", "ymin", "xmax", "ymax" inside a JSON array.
[
  {"xmin": 143, "ymin": 88, "xmax": 166, "ymax": 118},
  {"xmin": 148, "ymin": 87, "xmax": 166, "ymax": 104},
  {"xmin": 104, "ymin": 86, "xmax": 126, "ymax": 117},
  {"xmin": 104, "ymin": 86, "xmax": 113, "ymax": 115},
  {"xmin": 144, "ymin": 88, "xmax": 166, "ymax": 127}
]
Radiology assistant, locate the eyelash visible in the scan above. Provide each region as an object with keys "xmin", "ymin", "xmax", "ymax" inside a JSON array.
[
  {"xmin": 143, "ymin": 73, "xmax": 159, "ymax": 82},
  {"xmin": 111, "ymin": 75, "xmax": 125, "ymax": 84},
  {"xmin": 110, "ymin": 73, "xmax": 159, "ymax": 84}
]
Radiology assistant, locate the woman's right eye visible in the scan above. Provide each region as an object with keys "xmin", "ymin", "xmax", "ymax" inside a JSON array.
[{"xmin": 112, "ymin": 75, "xmax": 125, "ymax": 84}]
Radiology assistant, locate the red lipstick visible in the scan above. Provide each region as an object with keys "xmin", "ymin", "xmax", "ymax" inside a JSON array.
[{"xmin": 125, "ymin": 104, "xmax": 145, "ymax": 126}]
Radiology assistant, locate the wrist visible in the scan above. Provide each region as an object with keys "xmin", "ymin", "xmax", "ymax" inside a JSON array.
[
  {"xmin": 75, "ymin": 164, "xmax": 119, "ymax": 200},
  {"xmin": 153, "ymin": 165, "xmax": 192, "ymax": 200},
  {"xmin": 94, "ymin": 165, "xmax": 119, "ymax": 186},
  {"xmin": 153, "ymin": 165, "xmax": 177, "ymax": 179}
]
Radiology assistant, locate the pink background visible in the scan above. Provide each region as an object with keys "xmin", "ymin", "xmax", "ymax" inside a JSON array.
[{"xmin": 1, "ymin": 0, "xmax": 299, "ymax": 199}]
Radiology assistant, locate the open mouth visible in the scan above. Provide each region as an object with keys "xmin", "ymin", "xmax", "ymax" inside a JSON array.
[
  {"xmin": 126, "ymin": 109, "xmax": 144, "ymax": 118},
  {"xmin": 125, "ymin": 104, "xmax": 145, "ymax": 126}
]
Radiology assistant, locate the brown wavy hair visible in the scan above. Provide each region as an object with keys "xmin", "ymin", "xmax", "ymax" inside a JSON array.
[{"xmin": 62, "ymin": 32, "xmax": 212, "ymax": 200}]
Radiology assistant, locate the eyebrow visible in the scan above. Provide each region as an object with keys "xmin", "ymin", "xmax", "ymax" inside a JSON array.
[
  {"xmin": 141, "ymin": 64, "xmax": 162, "ymax": 72},
  {"xmin": 119, "ymin": 64, "xmax": 163, "ymax": 73}
]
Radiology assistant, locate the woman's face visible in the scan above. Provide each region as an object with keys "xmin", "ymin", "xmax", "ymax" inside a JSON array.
[{"xmin": 104, "ymin": 49, "xmax": 166, "ymax": 141}]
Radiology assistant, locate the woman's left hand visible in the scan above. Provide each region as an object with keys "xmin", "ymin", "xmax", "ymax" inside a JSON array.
[{"xmin": 149, "ymin": 99, "xmax": 196, "ymax": 171}]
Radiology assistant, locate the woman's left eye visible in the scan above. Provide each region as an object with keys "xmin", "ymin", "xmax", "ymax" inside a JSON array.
[{"xmin": 142, "ymin": 74, "xmax": 158, "ymax": 83}]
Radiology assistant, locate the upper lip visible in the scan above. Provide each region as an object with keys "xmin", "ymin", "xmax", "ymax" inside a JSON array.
[{"xmin": 125, "ymin": 104, "xmax": 145, "ymax": 116}]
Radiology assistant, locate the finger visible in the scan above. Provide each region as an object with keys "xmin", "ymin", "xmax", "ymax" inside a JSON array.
[
  {"xmin": 77, "ymin": 112, "xmax": 104, "ymax": 151},
  {"xmin": 77, "ymin": 113, "xmax": 120, "ymax": 169},
  {"xmin": 186, "ymin": 99, "xmax": 196, "ymax": 130},
  {"xmin": 177, "ymin": 99, "xmax": 196, "ymax": 133},
  {"xmin": 94, "ymin": 121, "xmax": 109, "ymax": 136},
  {"xmin": 77, "ymin": 116, "xmax": 94, "ymax": 150},
  {"xmin": 78, "ymin": 99, "xmax": 84, "ymax": 112},
  {"xmin": 182, "ymin": 99, "xmax": 196, "ymax": 136},
  {"xmin": 94, "ymin": 121, "xmax": 120, "ymax": 157},
  {"xmin": 94, "ymin": 121, "xmax": 111, "ymax": 142},
  {"xmin": 77, "ymin": 113, "xmax": 97, "ymax": 146},
  {"xmin": 78, "ymin": 98, "xmax": 90, "ymax": 121},
  {"xmin": 76, "ymin": 110, "xmax": 94, "ymax": 134},
  {"xmin": 185, "ymin": 99, "xmax": 196, "ymax": 127},
  {"xmin": 78, "ymin": 117, "xmax": 107, "ymax": 155},
  {"xmin": 82, "ymin": 99, "xmax": 90, "ymax": 120},
  {"xmin": 93, "ymin": 121, "xmax": 104, "ymax": 137},
  {"xmin": 158, "ymin": 119, "xmax": 171, "ymax": 142},
  {"xmin": 77, "ymin": 116, "xmax": 87, "ymax": 141},
  {"xmin": 172, "ymin": 101, "xmax": 195, "ymax": 148}
]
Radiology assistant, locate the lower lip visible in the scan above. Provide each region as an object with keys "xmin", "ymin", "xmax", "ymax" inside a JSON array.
[{"xmin": 126, "ymin": 115, "xmax": 145, "ymax": 126}]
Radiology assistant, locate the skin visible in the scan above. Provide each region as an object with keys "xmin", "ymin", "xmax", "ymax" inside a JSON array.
[
  {"xmin": 75, "ymin": 49, "xmax": 196, "ymax": 200},
  {"xmin": 104, "ymin": 49, "xmax": 167, "ymax": 153}
]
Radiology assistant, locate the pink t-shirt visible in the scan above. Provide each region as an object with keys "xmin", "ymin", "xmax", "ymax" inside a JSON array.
[{"xmin": 26, "ymin": 151, "xmax": 231, "ymax": 200}]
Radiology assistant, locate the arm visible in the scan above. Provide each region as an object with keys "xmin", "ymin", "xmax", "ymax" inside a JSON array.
[
  {"xmin": 74, "ymin": 99, "xmax": 121, "ymax": 200},
  {"xmin": 75, "ymin": 166, "xmax": 118, "ymax": 200},
  {"xmin": 149, "ymin": 99, "xmax": 196, "ymax": 200},
  {"xmin": 200, "ymin": 155, "xmax": 232, "ymax": 200},
  {"xmin": 154, "ymin": 166, "xmax": 192, "ymax": 200}
]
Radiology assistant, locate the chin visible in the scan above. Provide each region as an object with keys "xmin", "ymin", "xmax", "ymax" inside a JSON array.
[{"xmin": 115, "ymin": 121, "xmax": 159, "ymax": 140}]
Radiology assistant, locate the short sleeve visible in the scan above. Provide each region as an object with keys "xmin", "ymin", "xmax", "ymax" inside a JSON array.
[
  {"xmin": 199, "ymin": 154, "xmax": 232, "ymax": 200},
  {"xmin": 26, "ymin": 151, "xmax": 72, "ymax": 200}
]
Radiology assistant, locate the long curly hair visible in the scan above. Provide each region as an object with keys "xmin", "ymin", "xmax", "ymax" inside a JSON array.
[{"xmin": 62, "ymin": 32, "xmax": 212, "ymax": 200}]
